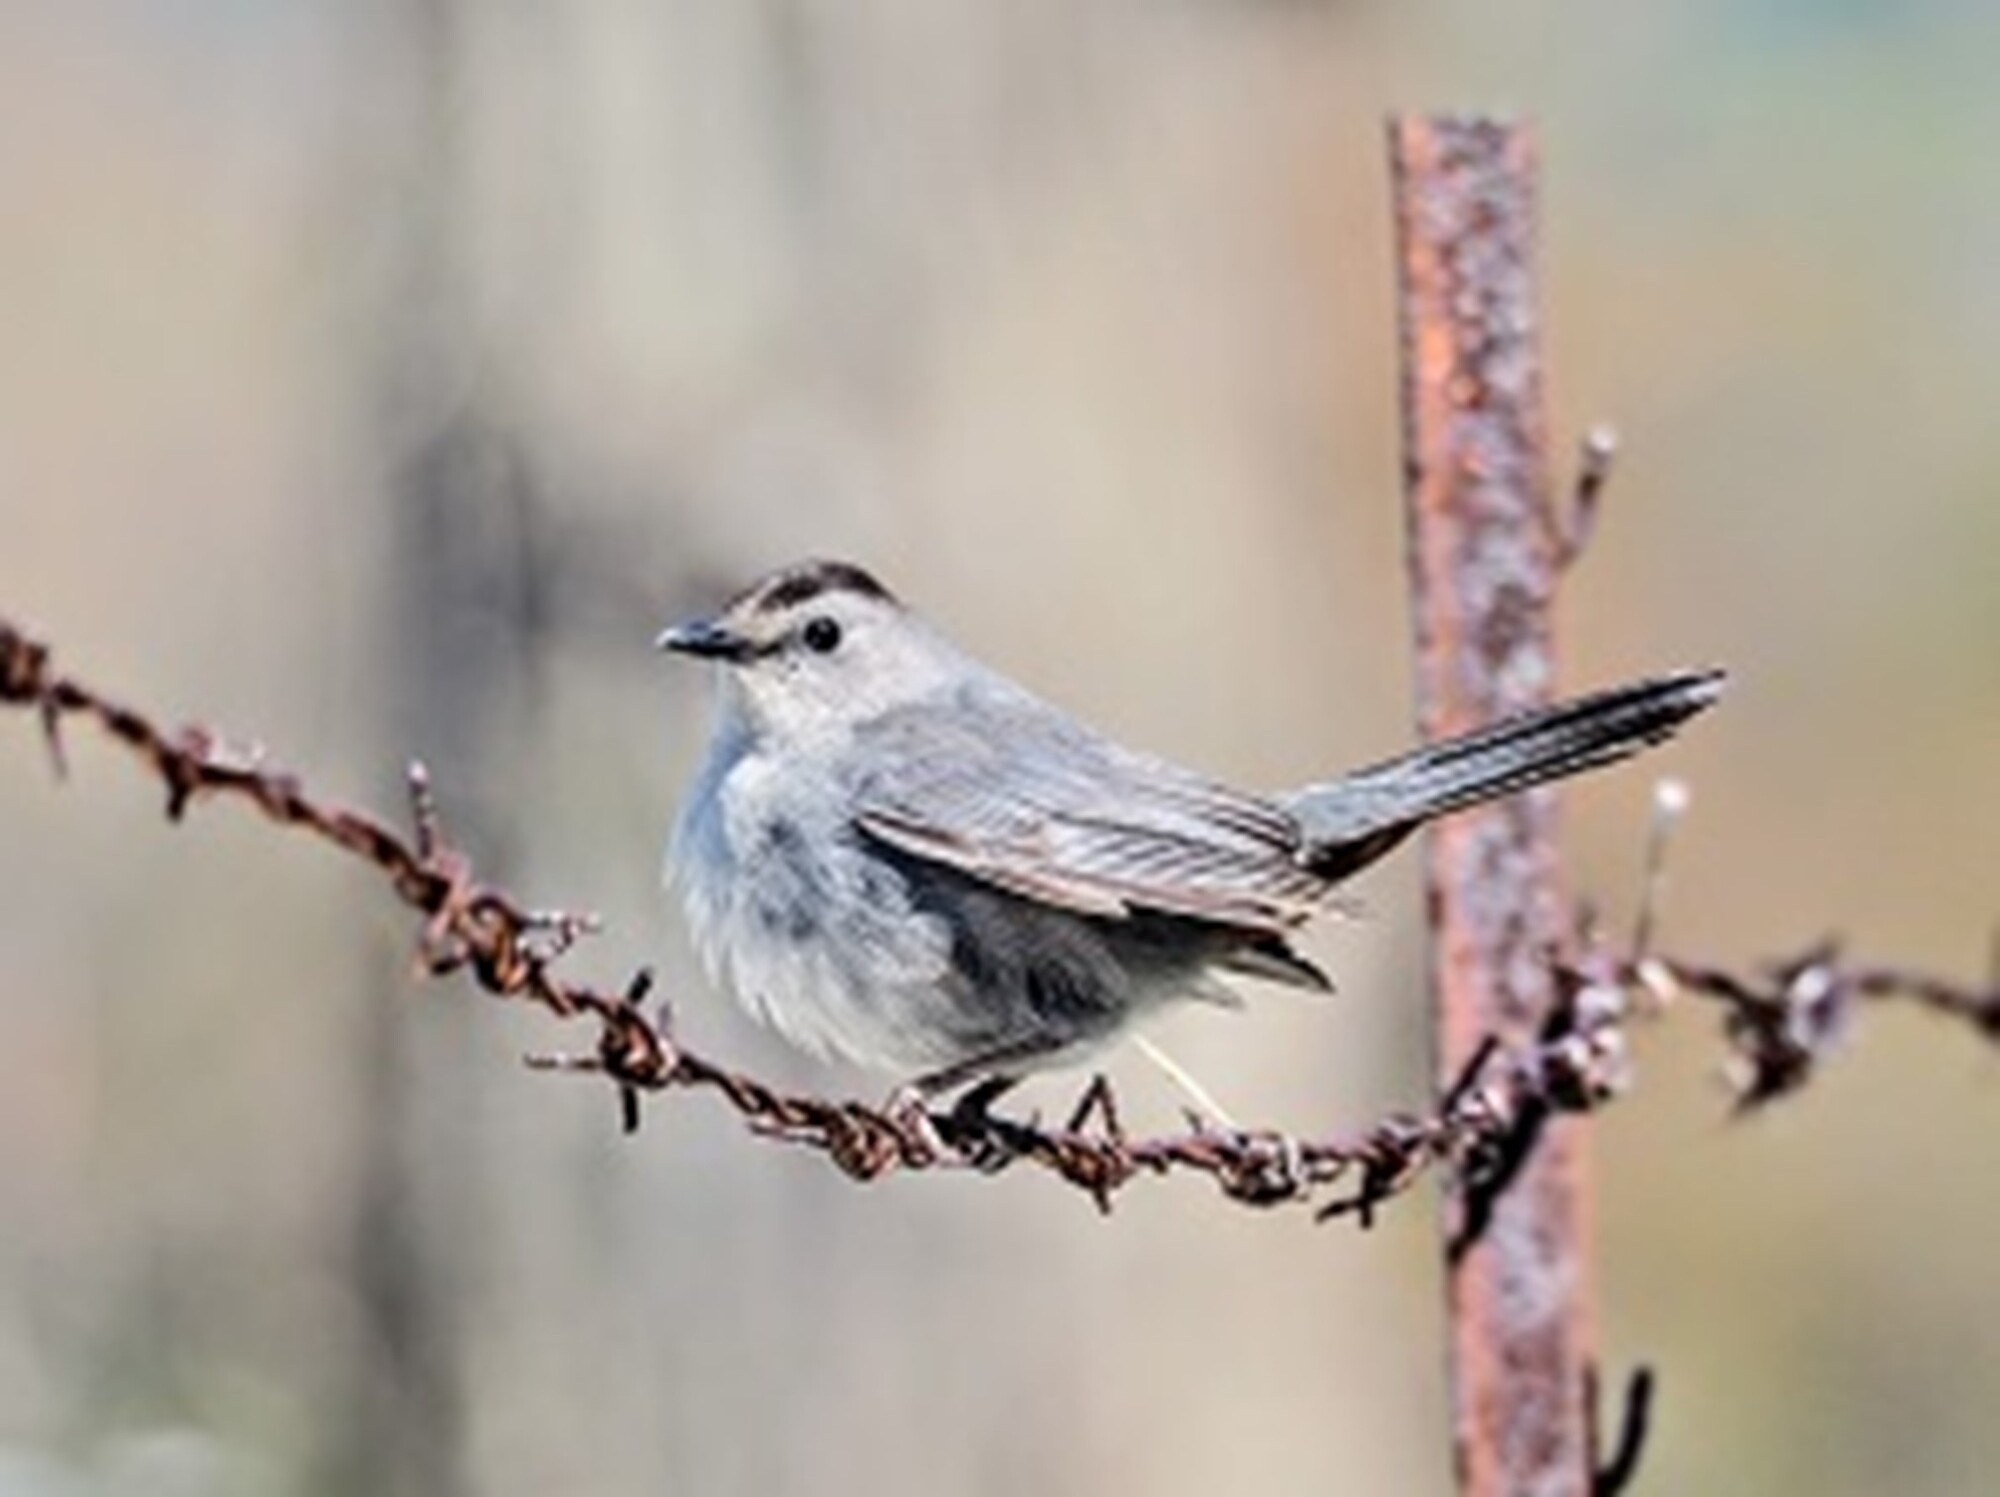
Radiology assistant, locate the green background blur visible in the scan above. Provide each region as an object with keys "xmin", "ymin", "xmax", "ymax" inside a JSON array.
[{"xmin": 3, "ymin": 4, "xmax": 1997, "ymax": 1494}]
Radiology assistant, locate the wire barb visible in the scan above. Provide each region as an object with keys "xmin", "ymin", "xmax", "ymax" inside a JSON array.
[{"xmin": 1556, "ymin": 422, "xmax": 1619, "ymax": 570}]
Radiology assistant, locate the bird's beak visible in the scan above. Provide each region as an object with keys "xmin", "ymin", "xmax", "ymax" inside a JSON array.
[{"xmin": 655, "ymin": 615, "xmax": 755, "ymax": 662}]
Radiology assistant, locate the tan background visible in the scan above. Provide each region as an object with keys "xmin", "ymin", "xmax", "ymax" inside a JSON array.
[{"xmin": 2, "ymin": 4, "xmax": 1997, "ymax": 1493}]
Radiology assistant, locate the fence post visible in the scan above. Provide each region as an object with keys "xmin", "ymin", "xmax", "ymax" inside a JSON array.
[{"xmin": 1388, "ymin": 114, "xmax": 1595, "ymax": 1497}]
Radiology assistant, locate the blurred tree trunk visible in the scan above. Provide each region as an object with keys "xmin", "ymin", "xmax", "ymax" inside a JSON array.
[{"xmin": 320, "ymin": 2, "xmax": 554, "ymax": 1491}]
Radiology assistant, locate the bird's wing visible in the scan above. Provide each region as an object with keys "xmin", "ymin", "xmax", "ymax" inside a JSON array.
[{"xmin": 846, "ymin": 684, "xmax": 1328, "ymax": 936}]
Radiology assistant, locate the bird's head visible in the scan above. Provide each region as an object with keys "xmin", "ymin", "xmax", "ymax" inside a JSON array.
[{"xmin": 658, "ymin": 559, "xmax": 958, "ymax": 746}]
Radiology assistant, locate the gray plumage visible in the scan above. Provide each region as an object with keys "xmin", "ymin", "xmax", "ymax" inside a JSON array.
[{"xmin": 662, "ymin": 559, "xmax": 1723, "ymax": 1089}]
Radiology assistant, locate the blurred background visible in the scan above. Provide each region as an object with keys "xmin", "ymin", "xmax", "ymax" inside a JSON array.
[{"xmin": 3, "ymin": 3, "xmax": 1998, "ymax": 1493}]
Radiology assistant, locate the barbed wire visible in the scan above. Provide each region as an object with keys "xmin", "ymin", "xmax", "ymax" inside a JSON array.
[{"xmin": 4, "ymin": 614, "xmax": 1996, "ymax": 1227}]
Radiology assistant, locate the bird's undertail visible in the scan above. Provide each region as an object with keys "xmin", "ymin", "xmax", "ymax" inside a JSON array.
[{"xmin": 1287, "ymin": 669, "xmax": 1726, "ymax": 879}]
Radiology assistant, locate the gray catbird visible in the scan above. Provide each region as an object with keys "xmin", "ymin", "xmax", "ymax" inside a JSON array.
[{"xmin": 662, "ymin": 559, "xmax": 1722, "ymax": 1099}]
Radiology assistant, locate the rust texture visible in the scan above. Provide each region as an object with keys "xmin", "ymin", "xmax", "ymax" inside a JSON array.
[{"xmin": 1390, "ymin": 114, "xmax": 1589, "ymax": 1497}]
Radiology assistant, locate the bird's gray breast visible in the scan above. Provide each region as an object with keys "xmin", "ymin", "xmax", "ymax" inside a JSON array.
[{"xmin": 669, "ymin": 736, "xmax": 969, "ymax": 1068}]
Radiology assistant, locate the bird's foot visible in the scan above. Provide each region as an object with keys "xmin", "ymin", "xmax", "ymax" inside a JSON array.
[
  {"xmin": 881, "ymin": 1083, "xmax": 953, "ymax": 1165},
  {"xmin": 880, "ymin": 1075, "xmax": 1021, "ymax": 1171},
  {"xmin": 935, "ymin": 1075, "xmax": 1022, "ymax": 1172}
]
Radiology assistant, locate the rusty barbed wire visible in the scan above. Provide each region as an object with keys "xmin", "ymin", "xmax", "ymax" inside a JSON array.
[
  {"xmin": 3, "ymin": 613, "xmax": 1996, "ymax": 1223},
  {"xmin": 1640, "ymin": 943, "xmax": 2000, "ymax": 1110}
]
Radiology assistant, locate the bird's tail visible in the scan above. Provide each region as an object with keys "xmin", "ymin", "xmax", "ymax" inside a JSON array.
[{"xmin": 1287, "ymin": 669, "xmax": 1726, "ymax": 879}]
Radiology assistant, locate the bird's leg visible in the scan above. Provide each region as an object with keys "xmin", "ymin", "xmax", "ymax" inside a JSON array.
[
  {"xmin": 932, "ymin": 1074, "xmax": 1024, "ymax": 1172},
  {"xmin": 943, "ymin": 1073, "xmax": 1021, "ymax": 1134},
  {"xmin": 883, "ymin": 1035, "xmax": 1067, "ymax": 1167}
]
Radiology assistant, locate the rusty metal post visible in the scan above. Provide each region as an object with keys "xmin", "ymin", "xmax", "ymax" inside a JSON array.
[{"xmin": 1388, "ymin": 115, "xmax": 1595, "ymax": 1496}]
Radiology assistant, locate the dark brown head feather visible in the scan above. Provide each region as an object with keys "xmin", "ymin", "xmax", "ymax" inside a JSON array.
[{"xmin": 744, "ymin": 559, "xmax": 895, "ymax": 614}]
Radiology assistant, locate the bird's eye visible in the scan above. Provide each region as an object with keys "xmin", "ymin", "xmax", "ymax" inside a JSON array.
[{"xmin": 801, "ymin": 616, "xmax": 842, "ymax": 654}]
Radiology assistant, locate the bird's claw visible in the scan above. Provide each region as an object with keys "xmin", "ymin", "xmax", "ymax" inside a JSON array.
[{"xmin": 881, "ymin": 1084, "xmax": 953, "ymax": 1165}]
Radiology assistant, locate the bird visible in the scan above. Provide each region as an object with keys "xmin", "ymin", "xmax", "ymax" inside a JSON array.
[{"xmin": 659, "ymin": 558, "xmax": 1722, "ymax": 1110}]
